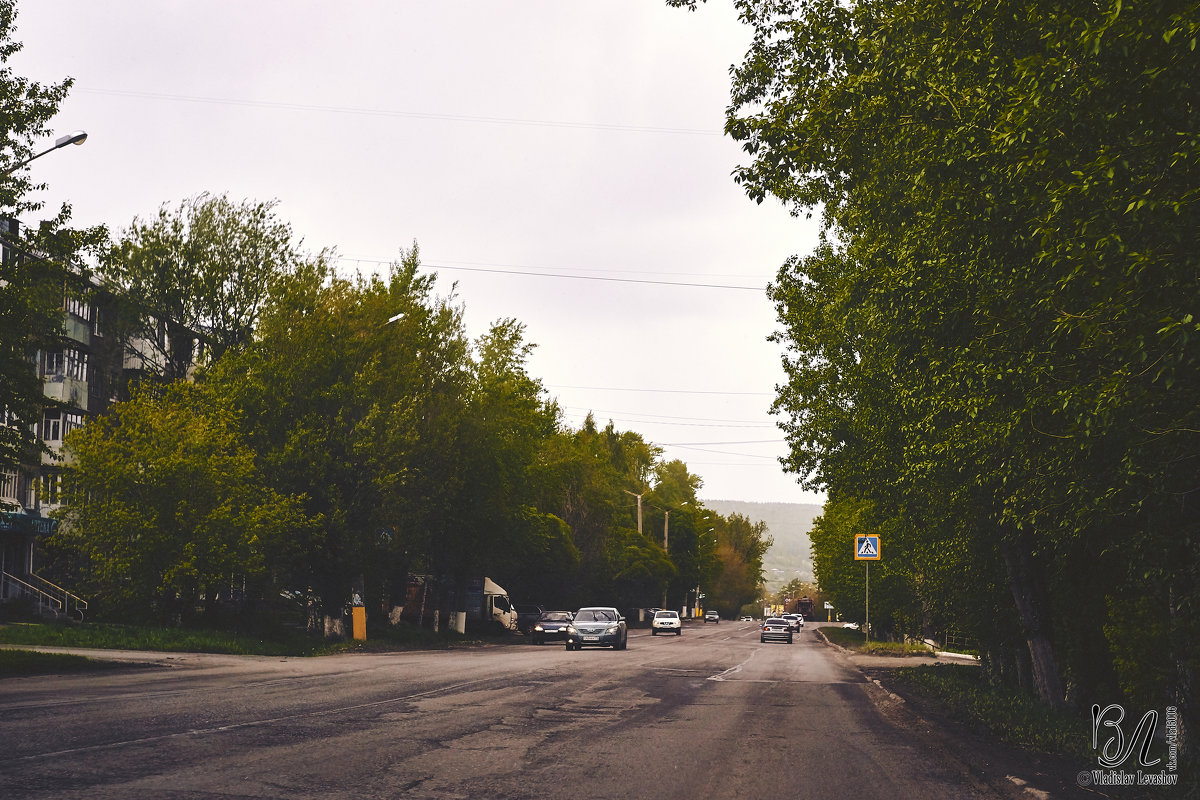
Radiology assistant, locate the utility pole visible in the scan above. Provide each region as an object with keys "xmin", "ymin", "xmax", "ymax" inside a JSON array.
[
  {"xmin": 662, "ymin": 510, "xmax": 670, "ymax": 610},
  {"xmin": 624, "ymin": 490, "xmax": 644, "ymax": 536}
]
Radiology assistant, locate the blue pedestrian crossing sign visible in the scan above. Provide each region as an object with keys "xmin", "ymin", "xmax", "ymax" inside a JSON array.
[{"xmin": 854, "ymin": 534, "xmax": 881, "ymax": 560}]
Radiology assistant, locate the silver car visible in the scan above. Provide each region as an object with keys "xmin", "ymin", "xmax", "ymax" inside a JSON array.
[
  {"xmin": 760, "ymin": 617, "xmax": 793, "ymax": 644},
  {"xmin": 565, "ymin": 607, "xmax": 628, "ymax": 650}
]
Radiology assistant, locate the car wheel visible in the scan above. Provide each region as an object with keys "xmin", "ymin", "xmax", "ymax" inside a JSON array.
[
  {"xmin": 675, "ymin": 629, "xmax": 681, "ymax": 636},
  {"xmin": 788, "ymin": 637, "xmax": 793, "ymax": 644},
  {"xmin": 651, "ymin": 629, "xmax": 657, "ymax": 635},
  {"xmin": 760, "ymin": 637, "xmax": 766, "ymax": 643}
]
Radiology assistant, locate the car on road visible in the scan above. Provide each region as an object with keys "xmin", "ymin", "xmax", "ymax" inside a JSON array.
[
  {"xmin": 530, "ymin": 611, "xmax": 574, "ymax": 644},
  {"xmin": 781, "ymin": 613, "xmax": 803, "ymax": 632},
  {"xmin": 761, "ymin": 617, "xmax": 794, "ymax": 644},
  {"xmin": 704, "ymin": 610, "xmax": 720, "ymax": 623},
  {"xmin": 651, "ymin": 609, "xmax": 682, "ymax": 635},
  {"xmin": 514, "ymin": 603, "xmax": 546, "ymax": 634},
  {"xmin": 565, "ymin": 607, "xmax": 628, "ymax": 650},
  {"xmin": 740, "ymin": 615, "xmax": 753, "ymax": 622}
]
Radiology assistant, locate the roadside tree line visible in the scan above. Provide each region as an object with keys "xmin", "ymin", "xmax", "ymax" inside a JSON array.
[
  {"xmin": 672, "ymin": 0, "xmax": 1198, "ymax": 751},
  {"xmin": 38, "ymin": 196, "xmax": 771, "ymax": 632}
]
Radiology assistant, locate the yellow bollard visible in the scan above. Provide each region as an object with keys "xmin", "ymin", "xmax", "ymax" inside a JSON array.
[{"xmin": 352, "ymin": 606, "xmax": 367, "ymax": 641}]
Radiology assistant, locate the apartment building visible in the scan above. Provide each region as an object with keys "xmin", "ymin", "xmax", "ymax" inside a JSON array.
[{"xmin": 0, "ymin": 219, "xmax": 190, "ymax": 616}]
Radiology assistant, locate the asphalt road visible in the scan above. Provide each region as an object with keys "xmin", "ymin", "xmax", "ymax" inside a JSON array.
[{"xmin": 0, "ymin": 622, "xmax": 1020, "ymax": 799}]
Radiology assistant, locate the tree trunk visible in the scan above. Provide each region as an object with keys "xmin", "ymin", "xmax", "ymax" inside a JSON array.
[
  {"xmin": 999, "ymin": 535, "xmax": 1065, "ymax": 709},
  {"xmin": 1169, "ymin": 583, "xmax": 1194, "ymax": 758}
]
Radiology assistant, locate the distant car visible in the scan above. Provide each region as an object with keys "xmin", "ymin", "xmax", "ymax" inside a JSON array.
[
  {"xmin": 704, "ymin": 610, "xmax": 720, "ymax": 624},
  {"xmin": 761, "ymin": 617, "xmax": 793, "ymax": 644},
  {"xmin": 531, "ymin": 611, "xmax": 573, "ymax": 645},
  {"xmin": 651, "ymin": 609, "xmax": 682, "ymax": 635},
  {"xmin": 514, "ymin": 603, "xmax": 545, "ymax": 634},
  {"xmin": 740, "ymin": 615, "xmax": 753, "ymax": 622},
  {"xmin": 565, "ymin": 607, "xmax": 628, "ymax": 650},
  {"xmin": 781, "ymin": 613, "xmax": 802, "ymax": 632}
]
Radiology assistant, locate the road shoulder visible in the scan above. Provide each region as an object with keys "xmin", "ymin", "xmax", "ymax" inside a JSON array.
[{"xmin": 813, "ymin": 626, "xmax": 1099, "ymax": 799}]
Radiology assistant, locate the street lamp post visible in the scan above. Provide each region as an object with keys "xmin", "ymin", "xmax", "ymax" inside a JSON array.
[
  {"xmin": 4, "ymin": 131, "xmax": 88, "ymax": 175},
  {"xmin": 623, "ymin": 490, "xmax": 644, "ymax": 536}
]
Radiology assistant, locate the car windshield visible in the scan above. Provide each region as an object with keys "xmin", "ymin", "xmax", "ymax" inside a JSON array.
[
  {"xmin": 574, "ymin": 609, "xmax": 617, "ymax": 622},
  {"xmin": 655, "ymin": 611, "xmax": 678, "ymax": 619},
  {"xmin": 539, "ymin": 612, "xmax": 571, "ymax": 622}
]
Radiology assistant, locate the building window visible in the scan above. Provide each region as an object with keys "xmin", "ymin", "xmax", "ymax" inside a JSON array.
[
  {"xmin": 0, "ymin": 470, "xmax": 16, "ymax": 501},
  {"xmin": 40, "ymin": 472, "xmax": 59, "ymax": 505},
  {"xmin": 42, "ymin": 349, "xmax": 64, "ymax": 377},
  {"xmin": 63, "ymin": 412, "xmax": 83, "ymax": 437},
  {"xmin": 42, "ymin": 412, "xmax": 61, "ymax": 442},
  {"xmin": 65, "ymin": 348, "xmax": 88, "ymax": 380},
  {"xmin": 65, "ymin": 294, "xmax": 91, "ymax": 321}
]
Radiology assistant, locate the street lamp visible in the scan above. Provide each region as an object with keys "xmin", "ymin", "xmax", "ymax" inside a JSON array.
[
  {"xmin": 623, "ymin": 490, "xmax": 644, "ymax": 536},
  {"xmin": 4, "ymin": 131, "xmax": 88, "ymax": 175}
]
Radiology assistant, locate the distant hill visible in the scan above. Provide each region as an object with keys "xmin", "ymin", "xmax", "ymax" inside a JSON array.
[{"xmin": 702, "ymin": 500, "xmax": 823, "ymax": 590}]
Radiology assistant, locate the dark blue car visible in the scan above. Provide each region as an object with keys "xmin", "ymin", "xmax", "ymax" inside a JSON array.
[{"xmin": 530, "ymin": 611, "xmax": 574, "ymax": 645}]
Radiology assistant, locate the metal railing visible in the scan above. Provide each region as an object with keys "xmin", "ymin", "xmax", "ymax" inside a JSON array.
[{"xmin": 0, "ymin": 570, "xmax": 87, "ymax": 620}]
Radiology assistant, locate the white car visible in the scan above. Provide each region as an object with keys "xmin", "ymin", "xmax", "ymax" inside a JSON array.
[{"xmin": 651, "ymin": 609, "xmax": 682, "ymax": 635}]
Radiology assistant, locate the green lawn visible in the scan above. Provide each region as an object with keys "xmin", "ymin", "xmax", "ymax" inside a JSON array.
[
  {"xmin": 0, "ymin": 621, "xmax": 327, "ymax": 656},
  {"xmin": 0, "ymin": 620, "xmax": 495, "ymax": 657},
  {"xmin": 819, "ymin": 624, "xmax": 933, "ymax": 656},
  {"xmin": 888, "ymin": 664, "xmax": 1093, "ymax": 760},
  {"xmin": 0, "ymin": 648, "xmax": 122, "ymax": 677}
]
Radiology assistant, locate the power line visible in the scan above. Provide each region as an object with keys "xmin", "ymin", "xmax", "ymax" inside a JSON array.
[
  {"xmin": 661, "ymin": 439, "xmax": 784, "ymax": 446},
  {"xmin": 341, "ymin": 255, "xmax": 765, "ymax": 291},
  {"xmin": 560, "ymin": 405, "xmax": 774, "ymax": 426},
  {"xmin": 79, "ymin": 87, "xmax": 724, "ymax": 137},
  {"xmin": 561, "ymin": 414, "xmax": 773, "ymax": 430},
  {"xmin": 663, "ymin": 444, "xmax": 780, "ymax": 459},
  {"xmin": 342, "ymin": 254, "xmax": 772, "ymax": 283},
  {"xmin": 550, "ymin": 384, "xmax": 773, "ymax": 396}
]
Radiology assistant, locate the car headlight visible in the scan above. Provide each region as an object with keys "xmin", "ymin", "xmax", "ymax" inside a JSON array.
[
  {"xmin": 533, "ymin": 625, "xmax": 543, "ymax": 632},
  {"xmin": 605, "ymin": 625, "xmax": 619, "ymax": 635},
  {"xmin": 566, "ymin": 625, "xmax": 576, "ymax": 633}
]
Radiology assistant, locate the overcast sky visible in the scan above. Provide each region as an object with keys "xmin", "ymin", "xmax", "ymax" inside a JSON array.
[{"xmin": 12, "ymin": 1, "xmax": 826, "ymax": 505}]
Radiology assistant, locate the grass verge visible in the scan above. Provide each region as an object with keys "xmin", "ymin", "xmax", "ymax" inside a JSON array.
[
  {"xmin": 0, "ymin": 621, "xmax": 326, "ymax": 656},
  {"xmin": 888, "ymin": 664, "xmax": 1092, "ymax": 759},
  {"xmin": 820, "ymin": 625, "xmax": 933, "ymax": 656},
  {"xmin": 0, "ymin": 620, "xmax": 500, "ymax": 657},
  {"xmin": 0, "ymin": 648, "xmax": 123, "ymax": 677}
]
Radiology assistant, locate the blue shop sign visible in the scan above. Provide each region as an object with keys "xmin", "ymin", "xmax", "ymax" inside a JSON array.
[{"xmin": 0, "ymin": 512, "xmax": 58, "ymax": 536}]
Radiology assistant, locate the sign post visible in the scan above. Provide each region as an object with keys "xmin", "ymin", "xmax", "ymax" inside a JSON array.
[{"xmin": 854, "ymin": 535, "xmax": 881, "ymax": 643}]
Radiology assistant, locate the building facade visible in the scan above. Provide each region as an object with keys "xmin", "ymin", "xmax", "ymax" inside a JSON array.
[{"xmin": 0, "ymin": 219, "xmax": 185, "ymax": 615}]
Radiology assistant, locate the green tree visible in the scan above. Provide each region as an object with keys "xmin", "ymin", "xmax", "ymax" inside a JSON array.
[
  {"xmin": 440, "ymin": 317, "xmax": 569, "ymax": 619},
  {"xmin": 209, "ymin": 247, "xmax": 472, "ymax": 632},
  {"xmin": 56, "ymin": 381, "xmax": 311, "ymax": 622},
  {"xmin": 674, "ymin": 0, "xmax": 1198, "ymax": 730},
  {"xmin": 103, "ymin": 194, "xmax": 302, "ymax": 379},
  {"xmin": 709, "ymin": 512, "xmax": 771, "ymax": 618},
  {"xmin": 0, "ymin": 0, "xmax": 77, "ymax": 474}
]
